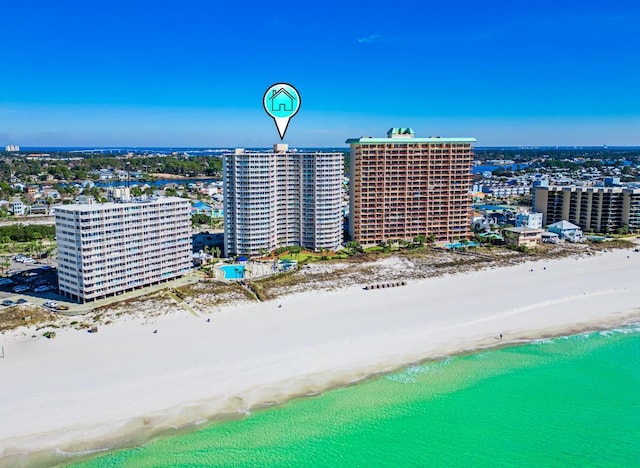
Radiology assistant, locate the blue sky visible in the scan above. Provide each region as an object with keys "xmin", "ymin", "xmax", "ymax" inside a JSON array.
[{"xmin": 1, "ymin": 0, "xmax": 639, "ymax": 147}]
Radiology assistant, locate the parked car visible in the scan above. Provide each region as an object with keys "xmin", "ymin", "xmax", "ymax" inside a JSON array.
[
  {"xmin": 16, "ymin": 298, "xmax": 29, "ymax": 304},
  {"xmin": 43, "ymin": 301, "xmax": 58, "ymax": 308},
  {"xmin": 0, "ymin": 278, "xmax": 14, "ymax": 286},
  {"xmin": 2, "ymin": 299, "xmax": 15, "ymax": 306},
  {"xmin": 34, "ymin": 285, "xmax": 51, "ymax": 293},
  {"xmin": 12, "ymin": 284, "xmax": 30, "ymax": 293},
  {"xmin": 33, "ymin": 279, "xmax": 49, "ymax": 287},
  {"xmin": 55, "ymin": 305, "xmax": 69, "ymax": 311}
]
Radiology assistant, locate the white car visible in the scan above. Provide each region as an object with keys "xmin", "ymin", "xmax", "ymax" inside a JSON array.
[
  {"xmin": 43, "ymin": 301, "xmax": 58, "ymax": 308},
  {"xmin": 34, "ymin": 285, "xmax": 51, "ymax": 293},
  {"xmin": 13, "ymin": 284, "xmax": 30, "ymax": 293}
]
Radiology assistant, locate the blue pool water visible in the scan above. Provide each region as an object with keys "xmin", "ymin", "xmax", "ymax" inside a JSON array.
[
  {"xmin": 219, "ymin": 265, "xmax": 245, "ymax": 279},
  {"xmin": 473, "ymin": 204, "xmax": 513, "ymax": 211},
  {"xmin": 445, "ymin": 241, "xmax": 480, "ymax": 249}
]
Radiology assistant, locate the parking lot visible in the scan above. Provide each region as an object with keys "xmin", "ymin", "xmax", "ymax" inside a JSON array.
[
  {"xmin": 2, "ymin": 254, "xmax": 201, "ymax": 316},
  {"xmin": 0, "ymin": 254, "xmax": 70, "ymax": 311}
]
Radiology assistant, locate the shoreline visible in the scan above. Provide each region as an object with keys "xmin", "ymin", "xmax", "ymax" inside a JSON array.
[
  {"xmin": 13, "ymin": 316, "xmax": 640, "ymax": 468},
  {"xmin": 1, "ymin": 248, "xmax": 640, "ymax": 465},
  {"xmin": 45, "ymin": 318, "xmax": 640, "ymax": 466}
]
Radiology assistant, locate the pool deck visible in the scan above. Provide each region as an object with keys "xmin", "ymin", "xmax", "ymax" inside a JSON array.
[{"xmin": 214, "ymin": 262, "xmax": 273, "ymax": 281}]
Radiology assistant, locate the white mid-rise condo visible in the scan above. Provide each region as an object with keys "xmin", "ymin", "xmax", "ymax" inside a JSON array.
[
  {"xmin": 223, "ymin": 144, "xmax": 343, "ymax": 256},
  {"xmin": 55, "ymin": 197, "xmax": 192, "ymax": 303}
]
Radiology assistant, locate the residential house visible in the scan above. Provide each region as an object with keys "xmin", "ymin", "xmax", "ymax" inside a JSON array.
[
  {"xmin": 515, "ymin": 212, "xmax": 543, "ymax": 229},
  {"xmin": 30, "ymin": 203, "xmax": 50, "ymax": 216},
  {"xmin": 547, "ymin": 220, "xmax": 584, "ymax": 242},
  {"xmin": 503, "ymin": 227, "xmax": 543, "ymax": 249},
  {"xmin": 191, "ymin": 201, "xmax": 213, "ymax": 216},
  {"xmin": 10, "ymin": 197, "xmax": 26, "ymax": 216}
]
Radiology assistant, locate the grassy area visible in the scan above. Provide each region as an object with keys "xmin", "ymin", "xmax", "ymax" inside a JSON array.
[
  {"xmin": 271, "ymin": 250, "xmax": 350, "ymax": 262},
  {"xmin": 175, "ymin": 280, "xmax": 257, "ymax": 307},
  {"xmin": 0, "ymin": 306, "xmax": 58, "ymax": 333},
  {"xmin": 0, "ymin": 240, "xmax": 56, "ymax": 257},
  {"xmin": 587, "ymin": 238, "xmax": 636, "ymax": 250},
  {"xmin": 251, "ymin": 269, "xmax": 333, "ymax": 301}
]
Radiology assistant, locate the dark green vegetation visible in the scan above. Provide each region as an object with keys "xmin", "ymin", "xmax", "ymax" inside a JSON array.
[
  {"xmin": 475, "ymin": 147, "xmax": 640, "ymax": 163},
  {"xmin": 2, "ymin": 147, "xmax": 638, "ymax": 184},
  {"xmin": 0, "ymin": 224, "xmax": 56, "ymax": 242},
  {"xmin": 0, "ymin": 153, "xmax": 223, "ymax": 183},
  {"xmin": 191, "ymin": 213, "xmax": 213, "ymax": 226}
]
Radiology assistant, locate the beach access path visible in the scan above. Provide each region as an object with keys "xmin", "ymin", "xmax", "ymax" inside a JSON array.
[{"xmin": 1, "ymin": 248, "xmax": 639, "ymax": 463}]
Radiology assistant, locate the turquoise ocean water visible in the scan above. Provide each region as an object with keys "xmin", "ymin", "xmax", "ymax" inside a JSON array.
[{"xmin": 70, "ymin": 326, "xmax": 640, "ymax": 467}]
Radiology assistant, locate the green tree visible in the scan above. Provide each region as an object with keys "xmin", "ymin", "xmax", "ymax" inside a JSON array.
[
  {"xmin": 345, "ymin": 241, "xmax": 361, "ymax": 256},
  {"xmin": 0, "ymin": 256, "xmax": 10, "ymax": 275},
  {"xmin": 615, "ymin": 225, "xmax": 629, "ymax": 235},
  {"xmin": 191, "ymin": 213, "xmax": 211, "ymax": 226}
]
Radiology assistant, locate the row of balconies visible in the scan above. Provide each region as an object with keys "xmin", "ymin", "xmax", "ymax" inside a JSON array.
[{"xmin": 82, "ymin": 264, "xmax": 190, "ymax": 283}]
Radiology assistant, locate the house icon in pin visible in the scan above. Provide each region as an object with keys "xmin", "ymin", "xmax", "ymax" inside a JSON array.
[{"xmin": 269, "ymin": 88, "xmax": 295, "ymax": 112}]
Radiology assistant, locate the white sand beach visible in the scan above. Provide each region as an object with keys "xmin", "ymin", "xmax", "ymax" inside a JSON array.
[{"xmin": 1, "ymin": 248, "xmax": 640, "ymax": 464}]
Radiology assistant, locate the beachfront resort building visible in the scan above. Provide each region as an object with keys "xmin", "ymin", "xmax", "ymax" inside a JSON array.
[
  {"xmin": 223, "ymin": 144, "xmax": 343, "ymax": 256},
  {"xmin": 347, "ymin": 128, "xmax": 475, "ymax": 245},
  {"xmin": 55, "ymin": 197, "xmax": 192, "ymax": 303},
  {"xmin": 534, "ymin": 185, "xmax": 640, "ymax": 233}
]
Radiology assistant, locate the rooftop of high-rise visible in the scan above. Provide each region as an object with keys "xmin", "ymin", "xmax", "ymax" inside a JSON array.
[{"xmin": 346, "ymin": 128, "xmax": 476, "ymax": 144}]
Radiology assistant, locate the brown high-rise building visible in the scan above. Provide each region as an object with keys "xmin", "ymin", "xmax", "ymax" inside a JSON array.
[{"xmin": 347, "ymin": 128, "xmax": 475, "ymax": 245}]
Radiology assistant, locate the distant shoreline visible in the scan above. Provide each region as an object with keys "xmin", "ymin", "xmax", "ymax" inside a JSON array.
[{"xmin": 148, "ymin": 173, "xmax": 216, "ymax": 180}]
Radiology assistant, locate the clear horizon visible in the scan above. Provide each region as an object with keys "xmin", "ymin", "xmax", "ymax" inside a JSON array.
[{"xmin": 2, "ymin": 1, "xmax": 639, "ymax": 147}]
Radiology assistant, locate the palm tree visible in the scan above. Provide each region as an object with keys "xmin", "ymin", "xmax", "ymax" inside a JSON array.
[
  {"xmin": 26, "ymin": 241, "xmax": 38, "ymax": 258},
  {"xmin": 35, "ymin": 239, "xmax": 44, "ymax": 259},
  {"xmin": 0, "ymin": 256, "xmax": 10, "ymax": 275},
  {"xmin": 42, "ymin": 247, "xmax": 54, "ymax": 266}
]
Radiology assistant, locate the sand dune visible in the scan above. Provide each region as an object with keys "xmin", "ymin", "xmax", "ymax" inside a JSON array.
[{"xmin": 1, "ymin": 248, "xmax": 639, "ymax": 465}]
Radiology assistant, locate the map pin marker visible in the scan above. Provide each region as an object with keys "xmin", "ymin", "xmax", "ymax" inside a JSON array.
[{"xmin": 263, "ymin": 83, "xmax": 301, "ymax": 140}]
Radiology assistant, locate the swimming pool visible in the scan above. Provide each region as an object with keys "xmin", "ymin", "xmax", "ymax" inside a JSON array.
[
  {"xmin": 445, "ymin": 241, "xmax": 480, "ymax": 249},
  {"xmin": 472, "ymin": 204, "xmax": 512, "ymax": 211},
  {"xmin": 219, "ymin": 264, "xmax": 245, "ymax": 279}
]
